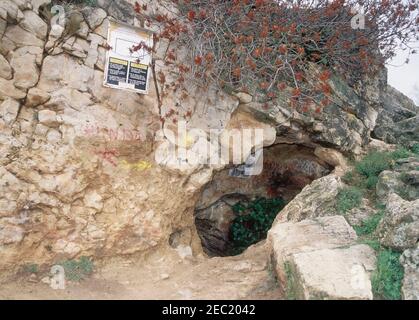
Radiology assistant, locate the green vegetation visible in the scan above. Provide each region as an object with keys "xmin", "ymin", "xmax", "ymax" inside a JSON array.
[
  {"xmin": 284, "ymin": 261, "xmax": 298, "ymax": 300},
  {"xmin": 58, "ymin": 256, "xmax": 94, "ymax": 281},
  {"xmin": 389, "ymin": 147, "xmax": 411, "ymax": 160},
  {"xmin": 343, "ymin": 147, "xmax": 414, "ymax": 190},
  {"xmin": 230, "ymin": 197, "xmax": 286, "ymax": 254},
  {"xmin": 372, "ymin": 249, "xmax": 404, "ymax": 300},
  {"xmin": 336, "ymin": 186, "xmax": 363, "ymax": 213},
  {"xmin": 22, "ymin": 263, "xmax": 39, "ymax": 274},
  {"xmin": 359, "ymin": 238, "xmax": 381, "ymax": 251},
  {"xmin": 354, "ymin": 151, "xmax": 393, "ymax": 182},
  {"xmin": 411, "ymin": 143, "xmax": 419, "ymax": 155},
  {"xmin": 354, "ymin": 211, "xmax": 404, "ymax": 300},
  {"xmin": 52, "ymin": 0, "xmax": 97, "ymax": 7},
  {"xmin": 341, "ymin": 148, "xmax": 411, "ymax": 300},
  {"xmin": 353, "ymin": 210, "xmax": 384, "ymax": 236}
]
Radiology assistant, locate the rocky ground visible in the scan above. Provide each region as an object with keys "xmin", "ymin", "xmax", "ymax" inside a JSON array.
[{"xmin": 0, "ymin": 243, "xmax": 281, "ymax": 300}]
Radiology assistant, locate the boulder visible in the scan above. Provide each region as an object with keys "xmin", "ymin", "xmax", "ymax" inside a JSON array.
[
  {"xmin": 37, "ymin": 109, "xmax": 59, "ymax": 127},
  {"xmin": 234, "ymin": 92, "xmax": 252, "ymax": 104},
  {"xmin": 83, "ymin": 7, "xmax": 107, "ymax": 30},
  {"xmin": 10, "ymin": 49, "xmax": 39, "ymax": 89},
  {"xmin": 19, "ymin": 9, "xmax": 47, "ymax": 40},
  {"xmin": 31, "ymin": 0, "xmax": 51, "ymax": 13},
  {"xmin": 344, "ymin": 198, "xmax": 377, "ymax": 227},
  {"xmin": 0, "ymin": 224, "xmax": 24, "ymax": 245},
  {"xmin": 373, "ymin": 85, "xmax": 419, "ymax": 145},
  {"xmin": 0, "ymin": 54, "xmax": 12, "ymax": 79},
  {"xmin": 0, "ymin": 78, "xmax": 27, "ymax": 100},
  {"xmin": 268, "ymin": 216, "xmax": 375, "ymax": 299},
  {"xmin": 376, "ymin": 169, "xmax": 419, "ymax": 201},
  {"xmin": 274, "ymin": 175, "xmax": 341, "ymax": 222},
  {"xmin": 0, "ymin": 17, "xmax": 6, "ymax": 39},
  {"xmin": 25, "ymin": 87, "xmax": 50, "ymax": 107},
  {"xmin": 37, "ymin": 55, "xmax": 94, "ymax": 92},
  {"xmin": 3, "ymin": 25, "xmax": 44, "ymax": 48},
  {"xmin": 0, "ymin": 0, "xmax": 24, "ymax": 23},
  {"xmin": 376, "ymin": 193, "xmax": 419, "ymax": 251},
  {"xmin": 0, "ymin": 98, "xmax": 20, "ymax": 125},
  {"xmin": 400, "ymin": 245, "xmax": 419, "ymax": 300},
  {"xmin": 314, "ymin": 146, "xmax": 349, "ymax": 175},
  {"xmin": 287, "ymin": 245, "xmax": 376, "ymax": 299}
]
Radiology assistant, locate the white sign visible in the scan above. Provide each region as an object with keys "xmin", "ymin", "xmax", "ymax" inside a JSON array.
[{"xmin": 103, "ymin": 20, "xmax": 153, "ymax": 94}]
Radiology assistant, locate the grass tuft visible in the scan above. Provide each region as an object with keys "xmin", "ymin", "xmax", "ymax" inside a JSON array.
[
  {"xmin": 58, "ymin": 256, "xmax": 94, "ymax": 281},
  {"xmin": 336, "ymin": 186, "xmax": 363, "ymax": 213},
  {"xmin": 372, "ymin": 249, "xmax": 404, "ymax": 300}
]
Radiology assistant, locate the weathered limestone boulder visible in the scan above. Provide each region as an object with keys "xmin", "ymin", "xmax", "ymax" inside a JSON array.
[
  {"xmin": 100, "ymin": 0, "xmax": 136, "ymax": 24},
  {"xmin": 0, "ymin": 224, "xmax": 24, "ymax": 245},
  {"xmin": 37, "ymin": 55, "xmax": 94, "ymax": 92},
  {"xmin": 273, "ymin": 174, "xmax": 341, "ymax": 222},
  {"xmin": 9, "ymin": 48, "xmax": 40, "ymax": 89},
  {"xmin": 31, "ymin": 0, "xmax": 50, "ymax": 13},
  {"xmin": 25, "ymin": 87, "xmax": 50, "ymax": 107},
  {"xmin": 0, "ymin": 78, "xmax": 27, "ymax": 100},
  {"xmin": 373, "ymin": 85, "xmax": 419, "ymax": 145},
  {"xmin": 0, "ymin": 98, "xmax": 20, "ymax": 126},
  {"xmin": 0, "ymin": 17, "xmax": 6, "ymax": 39},
  {"xmin": 0, "ymin": 1, "xmax": 24, "ymax": 23},
  {"xmin": 268, "ymin": 216, "xmax": 376, "ymax": 299},
  {"xmin": 376, "ymin": 168, "xmax": 419, "ymax": 202},
  {"xmin": 19, "ymin": 9, "xmax": 47, "ymax": 40},
  {"xmin": 83, "ymin": 7, "xmax": 107, "ymax": 30},
  {"xmin": 287, "ymin": 245, "xmax": 376, "ymax": 300},
  {"xmin": 3, "ymin": 24, "xmax": 44, "ymax": 48},
  {"xmin": 37, "ymin": 109, "xmax": 60, "ymax": 127},
  {"xmin": 314, "ymin": 146, "xmax": 349, "ymax": 176},
  {"xmin": 376, "ymin": 193, "xmax": 419, "ymax": 251},
  {"xmin": 0, "ymin": 54, "xmax": 12, "ymax": 79},
  {"xmin": 400, "ymin": 245, "xmax": 419, "ymax": 300},
  {"xmin": 344, "ymin": 198, "xmax": 377, "ymax": 227}
]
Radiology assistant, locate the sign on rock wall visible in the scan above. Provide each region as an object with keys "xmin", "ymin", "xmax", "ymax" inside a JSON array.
[{"xmin": 103, "ymin": 20, "xmax": 153, "ymax": 94}]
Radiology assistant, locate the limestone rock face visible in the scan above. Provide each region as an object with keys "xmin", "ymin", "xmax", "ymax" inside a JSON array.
[
  {"xmin": 373, "ymin": 85, "xmax": 419, "ymax": 145},
  {"xmin": 25, "ymin": 87, "xmax": 50, "ymax": 107},
  {"xmin": 0, "ymin": 54, "xmax": 12, "ymax": 79},
  {"xmin": 10, "ymin": 47, "xmax": 40, "ymax": 89},
  {"xmin": 19, "ymin": 9, "xmax": 47, "ymax": 40},
  {"xmin": 3, "ymin": 24, "xmax": 44, "ymax": 48},
  {"xmin": 400, "ymin": 245, "xmax": 419, "ymax": 300},
  {"xmin": 376, "ymin": 157, "xmax": 419, "ymax": 202},
  {"xmin": 376, "ymin": 193, "xmax": 419, "ymax": 251},
  {"xmin": 268, "ymin": 216, "xmax": 376, "ymax": 300},
  {"xmin": 1, "ymin": 98, "xmax": 20, "ymax": 125},
  {"xmin": 0, "ymin": 0, "xmax": 414, "ymax": 291}
]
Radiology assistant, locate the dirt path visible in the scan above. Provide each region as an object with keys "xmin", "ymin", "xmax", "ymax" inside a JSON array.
[{"xmin": 0, "ymin": 243, "xmax": 282, "ymax": 300}]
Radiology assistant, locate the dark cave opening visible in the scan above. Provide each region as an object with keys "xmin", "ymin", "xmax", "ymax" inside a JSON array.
[{"xmin": 194, "ymin": 144, "xmax": 334, "ymax": 257}]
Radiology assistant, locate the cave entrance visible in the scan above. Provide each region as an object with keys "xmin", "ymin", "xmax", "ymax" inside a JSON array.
[{"xmin": 194, "ymin": 144, "xmax": 333, "ymax": 257}]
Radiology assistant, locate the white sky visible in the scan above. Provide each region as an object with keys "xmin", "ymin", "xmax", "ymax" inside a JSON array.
[
  {"xmin": 386, "ymin": 0, "xmax": 418, "ymax": 106},
  {"xmin": 387, "ymin": 44, "xmax": 419, "ymax": 106}
]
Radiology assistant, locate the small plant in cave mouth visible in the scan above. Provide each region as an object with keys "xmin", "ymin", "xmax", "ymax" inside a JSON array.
[{"xmin": 230, "ymin": 197, "xmax": 286, "ymax": 255}]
